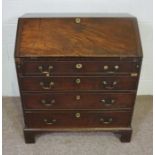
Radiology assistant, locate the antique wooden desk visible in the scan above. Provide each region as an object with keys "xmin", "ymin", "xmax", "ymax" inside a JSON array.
[{"xmin": 15, "ymin": 14, "xmax": 142, "ymax": 143}]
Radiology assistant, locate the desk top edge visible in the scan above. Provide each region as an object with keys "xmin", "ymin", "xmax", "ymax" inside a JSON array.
[{"xmin": 21, "ymin": 13, "xmax": 135, "ymax": 18}]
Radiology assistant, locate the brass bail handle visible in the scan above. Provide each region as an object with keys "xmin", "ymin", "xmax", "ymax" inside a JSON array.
[
  {"xmin": 100, "ymin": 118, "xmax": 113, "ymax": 124},
  {"xmin": 103, "ymin": 65, "xmax": 120, "ymax": 72},
  {"xmin": 40, "ymin": 81, "xmax": 54, "ymax": 90},
  {"xmin": 101, "ymin": 99, "xmax": 115, "ymax": 105},
  {"xmin": 41, "ymin": 99, "xmax": 55, "ymax": 106},
  {"xmin": 38, "ymin": 65, "xmax": 53, "ymax": 76},
  {"xmin": 102, "ymin": 80, "xmax": 118, "ymax": 89},
  {"xmin": 44, "ymin": 118, "xmax": 56, "ymax": 125}
]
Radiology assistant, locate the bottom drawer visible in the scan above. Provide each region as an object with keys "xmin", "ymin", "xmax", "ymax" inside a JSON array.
[{"xmin": 25, "ymin": 111, "xmax": 132, "ymax": 128}]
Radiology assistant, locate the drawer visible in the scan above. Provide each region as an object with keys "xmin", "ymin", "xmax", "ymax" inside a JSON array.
[
  {"xmin": 20, "ymin": 76, "xmax": 138, "ymax": 91},
  {"xmin": 20, "ymin": 61, "xmax": 140, "ymax": 76},
  {"xmin": 25, "ymin": 111, "xmax": 132, "ymax": 128},
  {"xmin": 22, "ymin": 93, "xmax": 136, "ymax": 110}
]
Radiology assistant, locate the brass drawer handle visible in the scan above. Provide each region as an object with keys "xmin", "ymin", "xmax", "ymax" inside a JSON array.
[
  {"xmin": 44, "ymin": 118, "xmax": 56, "ymax": 125},
  {"xmin": 38, "ymin": 65, "xmax": 53, "ymax": 76},
  {"xmin": 41, "ymin": 99, "xmax": 55, "ymax": 106},
  {"xmin": 76, "ymin": 63, "xmax": 83, "ymax": 69},
  {"xmin": 103, "ymin": 65, "xmax": 120, "ymax": 72},
  {"xmin": 114, "ymin": 65, "xmax": 119, "ymax": 70},
  {"xmin": 104, "ymin": 65, "xmax": 109, "ymax": 70},
  {"xmin": 131, "ymin": 73, "xmax": 138, "ymax": 77},
  {"xmin": 75, "ymin": 18, "xmax": 80, "ymax": 24},
  {"xmin": 100, "ymin": 118, "xmax": 113, "ymax": 124},
  {"xmin": 75, "ymin": 78, "xmax": 81, "ymax": 84},
  {"xmin": 75, "ymin": 112, "xmax": 81, "ymax": 118},
  {"xmin": 40, "ymin": 81, "xmax": 54, "ymax": 90},
  {"xmin": 102, "ymin": 81, "xmax": 117, "ymax": 89},
  {"xmin": 101, "ymin": 99, "xmax": 115, "ymax": 106}
]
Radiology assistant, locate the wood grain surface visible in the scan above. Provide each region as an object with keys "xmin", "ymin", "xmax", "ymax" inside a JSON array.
[{"xmin": 15, "ymin": 17, "xmax": 142, "ymax": 57}]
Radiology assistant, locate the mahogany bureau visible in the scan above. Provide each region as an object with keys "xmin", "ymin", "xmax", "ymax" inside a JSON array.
[{"xmin": 14, "ymin": 14, "xmax": 143, "ymax": 143}]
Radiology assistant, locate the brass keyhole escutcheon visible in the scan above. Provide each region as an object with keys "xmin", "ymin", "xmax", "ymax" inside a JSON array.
[
  {"xmin": 75, "ymin": 18, "xmax": 81, "ymax": 24},
  {"xmin": 75, "ymin": 112, "xmax": 81, "ymax": 118},
  {"xmin": 75, "ymin": 78, "xmax": 81, "ymax": 84},
  {"xmin": 76, "ymin": 63, "xmax": 82, "ymax": 69}
]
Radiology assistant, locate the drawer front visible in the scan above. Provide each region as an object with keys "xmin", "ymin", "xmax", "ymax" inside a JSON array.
[
  {"xmin": 20, "ymin": 76, "xmax": 138, "ymax": 91},
  {"xmin": 25, "ymin": 111, "xmax": 132, "ymax": 128},
  {"xmin": 22, "ymin": 93, "xmax": 136, "ymax": 109},
  {"xmin": 21, "ymin": 61, "xmax": 140, "ymax": 76}
]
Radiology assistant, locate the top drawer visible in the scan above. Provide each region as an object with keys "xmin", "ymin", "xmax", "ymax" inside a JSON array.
[{"xmin": 19, "ymin": 61, "xmax": 140, "ymax": 76}]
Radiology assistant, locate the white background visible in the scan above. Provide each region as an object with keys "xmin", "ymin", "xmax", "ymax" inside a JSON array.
[{"xmin": 2, "ymin": 0, "xmax": 153, "ymax": 96}]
